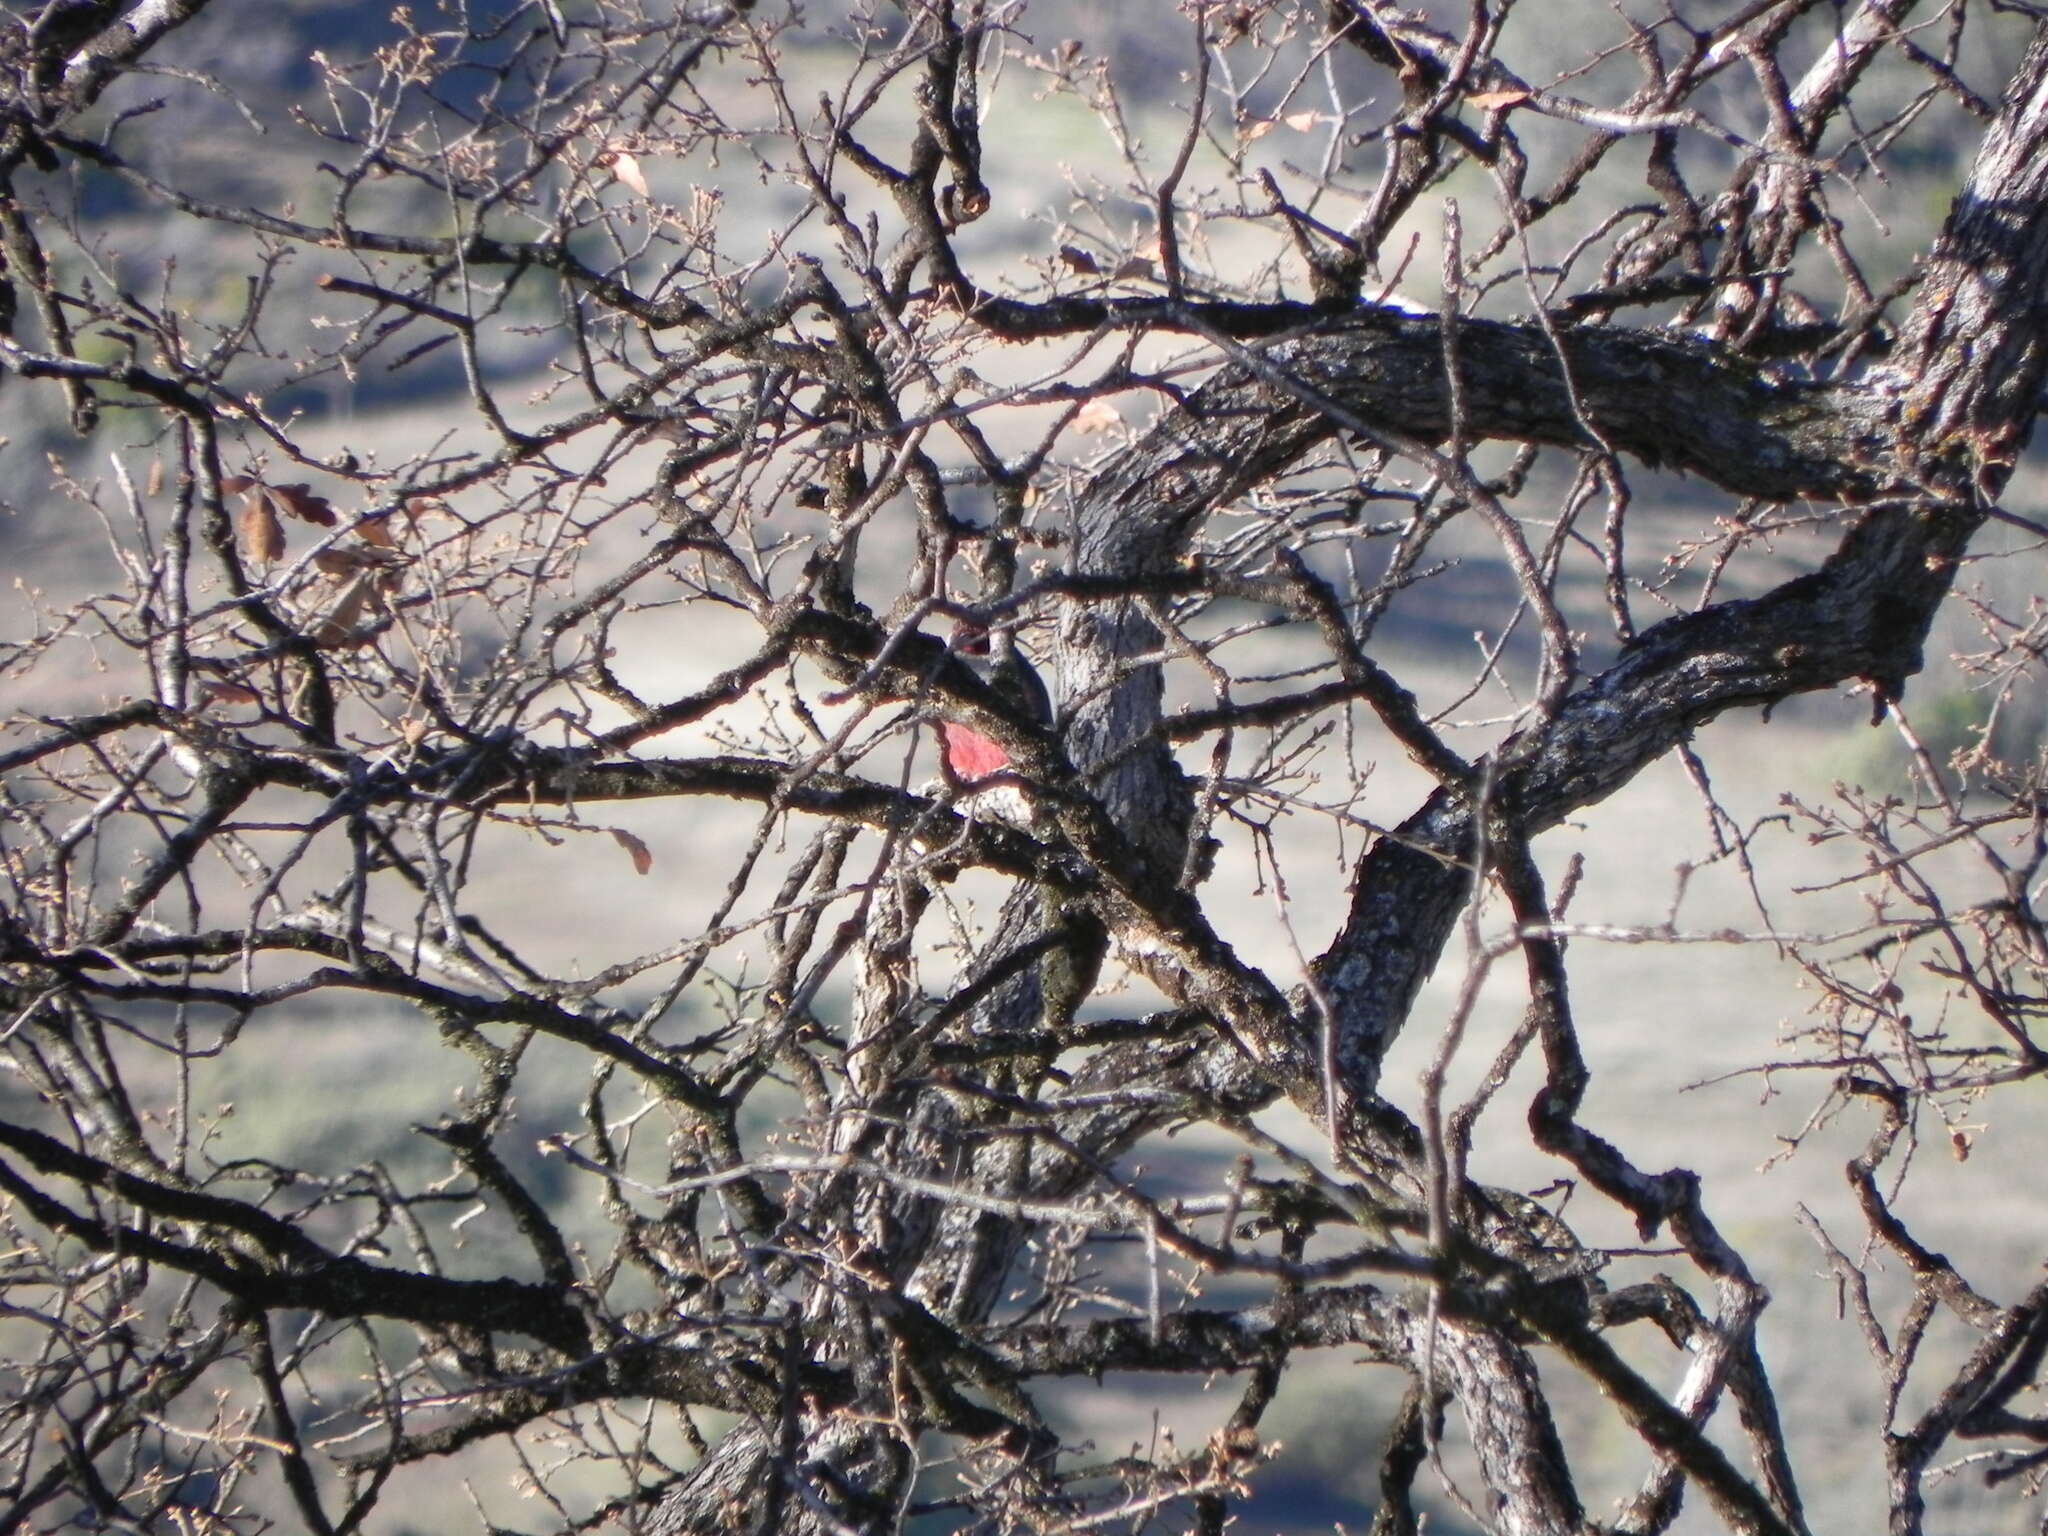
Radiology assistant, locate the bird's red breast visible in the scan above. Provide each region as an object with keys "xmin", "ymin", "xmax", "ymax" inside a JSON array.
[
  {"xmin": 939, "ymin": 721, "xmax": 1011, "ymax": 783},
  {"xmin": 937, "ymin": 619, "xmax": 1050, "ymax": 796}
]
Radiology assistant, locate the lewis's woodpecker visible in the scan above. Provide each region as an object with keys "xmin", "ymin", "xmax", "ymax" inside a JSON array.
[{"xmin": 937, "ymin": 622, "xmax": 1052, "ymax": 798}]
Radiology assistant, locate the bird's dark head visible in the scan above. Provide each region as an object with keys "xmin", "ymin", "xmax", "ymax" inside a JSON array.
[{"xmin": 950, "ymin": 617, "xmax": 994, "ymax": 658}]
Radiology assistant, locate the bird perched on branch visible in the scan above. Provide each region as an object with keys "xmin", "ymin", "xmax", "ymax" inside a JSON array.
[
  {"xmin": 936, "ymin": 621, "xmax": 1052, "ymax": 820},
  {"xmin": 935, "ymin": 619, "xmax": 1105, "ymax": 1034}
]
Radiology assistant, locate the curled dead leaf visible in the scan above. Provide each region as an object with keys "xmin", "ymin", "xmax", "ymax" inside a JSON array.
[
  {"xmin": 197, "ymin": 681, "xmax": 262, "ymax": 708},
  {"xmin": 311, "ymin": 575, "xmax": 381, "ymax": 648},
  {"xmin": 610, "ymin": 827, "xmax": 654, "ymax": 876},
  {"xmin": 1467, "ymin": 88, "xmax": 1531, "ymax": 112},
  {"xmin": 403, "ymin": 495, "xmax": 458, "ymax": 525},
  {"xmin": 238, "ymin": 494, "xmax": 285, "ymax": 563},
  {"xmin": 316, "ymin": 542, "xmax": 406, "ymax": 579},
  {"xmin": 1058, "ymin": 244, "xmax": 1100, "ymax": 274},
  {"xmin": 312, "ymin": 546, "xmax": 363, "ymax": 578},
  {"xmin": 270, "ymin": 483, "xmax": 337, "ymax": 526}
]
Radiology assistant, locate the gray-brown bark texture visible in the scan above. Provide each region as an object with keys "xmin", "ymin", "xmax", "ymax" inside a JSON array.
[{"xmin": 5, "ymin": 2, "xmax": 2048, "ymax": 1534}]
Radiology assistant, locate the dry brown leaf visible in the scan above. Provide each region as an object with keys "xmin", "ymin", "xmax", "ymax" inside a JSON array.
[
  {"xmin": 610, "ymin": 827, "xmax": 654, "ymax": 876},
  {"xmin": 145, "ymin": 459, "xmax": 164, "ymax": 498},
  {"xmin": 313, "ymin": 576, "xmax": 373, "ymax": 647},
  {"xmin": 197, "ymin": 681, "xmax": 262, "ymax": 708},
  {"xmin": 238, "ymin": 493, "xmax": 285, "ymax": 563},
  {"xmin": 403, "ymin": 495, "xmax": 457, "ymax": 525},
  {"xmin": 1240, "ymin": 117, "xmax": 1277, "ymax": 143},
  {"xmin": 313, "ymin": 546, "xmax": 365, "ymax": 578},
  {"xmin": 1058, "ymin": 244, "xmax": 1100, "ymax": 274},
  {"xmin": 1467, "ymin": 88, "xmax": 1531, "ymax": 111},
  {"xmin": 1282, "ymin": 110, "xmax": 1320, "ymax": 131},
  {"xmin": 357, "ymin": 513, "xmax": 398, "ymax": 548},
  {"xmin": 270, "ymin": 483, "xmax": 337, "ymax": 526}
]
